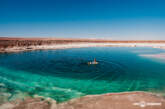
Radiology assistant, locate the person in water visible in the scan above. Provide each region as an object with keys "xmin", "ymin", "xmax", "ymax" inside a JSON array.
[
  {"xmin": 94, "ymin": 58, "xmax": 96, "ymax": 62},
  {"xmin": 88, "ymin": 58, "xmax": 98, "ymax": 64}
]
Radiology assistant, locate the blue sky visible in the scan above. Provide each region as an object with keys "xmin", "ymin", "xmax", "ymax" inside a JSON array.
[{"xmin": 0, "ymin": 0, "xmax": 165, "ymax": 40}]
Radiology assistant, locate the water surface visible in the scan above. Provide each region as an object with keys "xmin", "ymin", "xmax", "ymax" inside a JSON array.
[{"xmin": 0, "ymin": 47, "xmax": 165, "ymax": 102}]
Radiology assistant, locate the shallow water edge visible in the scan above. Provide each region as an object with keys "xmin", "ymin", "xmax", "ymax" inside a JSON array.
[{"xmin": 0, "ymin": 91, "xmax": 165, "ymax": 109}]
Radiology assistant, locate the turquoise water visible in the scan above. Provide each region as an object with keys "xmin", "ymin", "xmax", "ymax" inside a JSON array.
[{"xmin": 0, "ymin": 47, "xmax": 165, "ymax": 102}]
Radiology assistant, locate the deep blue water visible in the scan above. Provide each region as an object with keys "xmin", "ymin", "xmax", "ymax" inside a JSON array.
[{"xmin": 0, "ymin": 47, "xmax": 165, "ymax": 102}]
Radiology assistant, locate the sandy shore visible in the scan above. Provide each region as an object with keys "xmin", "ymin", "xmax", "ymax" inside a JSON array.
[
  {"xmin": 140, "ymin": 53, "xmax": 165, "ymax": 60},
  {"xmin": 1, "ymin": 42, "xmax": 165, "ymax": 53},
  {"xmin": 0, "ymin": 91, "xmax": 165, "ymax": 109}
]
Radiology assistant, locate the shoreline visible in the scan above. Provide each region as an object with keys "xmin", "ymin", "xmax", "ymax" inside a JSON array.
[
  {"xmin": 140, "ymin": 53, "xmax": 165, "ymax": 60},
  {"xmin": 1, "ymin": 37, "xmax": 165, "ymax": 53},
  {"xmin": 1, "ymin": 42, "xmax": 165, "ymax": 53},
  {"xmin": 1, "ymin": 91, "xmax": 165, "ymax": 109}
]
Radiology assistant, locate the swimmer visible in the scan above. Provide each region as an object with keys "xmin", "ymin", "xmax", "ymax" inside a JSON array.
[{"xmin": 88, "ymin": 58, "xmax": 98, "ymax": 65}]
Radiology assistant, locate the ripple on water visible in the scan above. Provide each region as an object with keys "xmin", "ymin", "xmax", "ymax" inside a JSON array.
[{"xmin": 0, "ymin": 48, "xmax": 165, "ymax": 102}]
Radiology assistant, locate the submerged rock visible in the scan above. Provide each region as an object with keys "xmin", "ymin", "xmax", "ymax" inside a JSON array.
[
  {"xmin": 0, "ymin": 83, "xmax": 12, "ymax": 105},
  {"xmin": 8, "ymin": 91, "xmax": 29, "ymax": 102},
  {"xmin": 0, "ymin": 92, "xmax": 11, "ymax": 105}
]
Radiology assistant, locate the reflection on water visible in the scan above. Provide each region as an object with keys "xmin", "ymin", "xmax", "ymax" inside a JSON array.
[{"xmin": 0, "ymin": 47, "xmax": 165, "ymax": 102}]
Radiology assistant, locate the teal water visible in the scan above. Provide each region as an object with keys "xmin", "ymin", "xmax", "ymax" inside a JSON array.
[{"xmin": 0, "ymin": 47, "xmax": 165, "ymax": 102}]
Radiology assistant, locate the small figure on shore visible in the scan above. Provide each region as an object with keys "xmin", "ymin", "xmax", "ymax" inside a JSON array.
[{"xmin": 88, "ymin": 58, "xmax": 98, "ymax": 65}]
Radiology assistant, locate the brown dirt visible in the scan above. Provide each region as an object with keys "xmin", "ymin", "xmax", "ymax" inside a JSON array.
[{"xmin": 1, "ymin": 37, "xmax": 165, "ymax": 49}]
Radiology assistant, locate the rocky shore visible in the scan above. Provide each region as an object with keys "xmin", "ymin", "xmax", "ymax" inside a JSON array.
[
  {"xmin": 1, "ymin": 37, "xmax": 165, "ymax": 53},
  {"xmin": 0, "ymin": 91, "xmax": 165, "ymax": 109}
]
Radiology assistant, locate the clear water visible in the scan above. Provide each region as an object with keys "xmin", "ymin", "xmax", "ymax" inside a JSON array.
[{"xmin": 0, "ymin": 47, "xmax": 165, "ymax": 102}]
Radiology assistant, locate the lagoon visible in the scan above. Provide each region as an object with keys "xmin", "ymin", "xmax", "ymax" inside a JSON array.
[{"xmin": 0, "ymin": 47, "xmax": 165, "ymax": 102}]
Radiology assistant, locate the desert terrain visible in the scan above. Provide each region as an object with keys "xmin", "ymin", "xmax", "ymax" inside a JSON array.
[{"xmin": 1, "ymin": 37, "xmax": 165, "ymax": 53}]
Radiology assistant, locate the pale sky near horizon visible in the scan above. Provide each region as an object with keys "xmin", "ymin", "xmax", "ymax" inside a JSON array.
[{"xmin": 0, "ymin": 0, "xmax": 165, "ymax": 40}]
